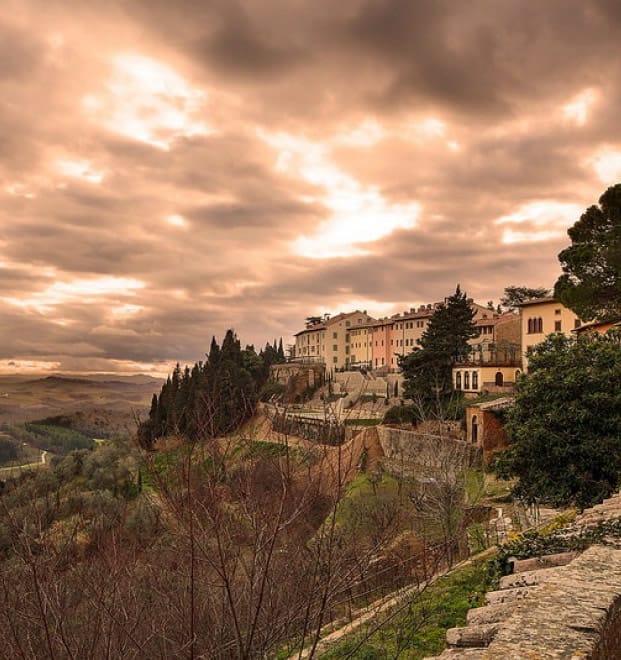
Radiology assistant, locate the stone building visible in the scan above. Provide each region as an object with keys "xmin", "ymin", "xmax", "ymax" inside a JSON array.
[{"xmin": 465, "ymin": 397, "xmax": 513, "ymax": 465}]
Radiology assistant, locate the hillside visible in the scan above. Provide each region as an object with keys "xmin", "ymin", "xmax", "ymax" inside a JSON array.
[{"xmin": 0, "ymin": 374, "xmax": 162, "ymax": 424}]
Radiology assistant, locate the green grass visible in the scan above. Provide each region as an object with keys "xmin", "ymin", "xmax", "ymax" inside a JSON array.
[
  {"xmin": 344, "ymin": 418, "xmax": 382, "ymax": 427},
  {"xmin": 319, "ymin": 558, "xmax": 497, "ymax": 659},
  {"xmin": 465, "ymin": 469, "xmax": 484, "ymax": 504}
]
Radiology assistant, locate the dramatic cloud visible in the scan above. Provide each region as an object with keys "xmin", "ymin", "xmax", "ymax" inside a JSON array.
[{"xmin": 1, "ymin": 0, "xmax": 621, "ymax": 374}]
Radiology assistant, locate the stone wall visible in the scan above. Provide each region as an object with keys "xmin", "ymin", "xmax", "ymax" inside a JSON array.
[
  {"xmin": 427, "ymin": 491, "xmax": 621, "ymax": 658},
  {"xmin": 269, "ymin": 363, "xmax": 324, "ymax": 387},
  {"xmin": 377, "ymin": 426, "xmax": 481, "ymax": 480},
  {"xmin": 271, "ymin": 411, "xmax": 345, "ymax": 445},
  {"xmin": 428, "ymin": 545, "xmax": 621, "ymax": 658},
  {"xmin": 269, "ymin": 363, "xmax": 325, "ymax": 403}
]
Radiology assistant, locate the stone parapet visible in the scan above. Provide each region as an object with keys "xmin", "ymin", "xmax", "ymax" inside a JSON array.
[{"xmin": 427, "ymin": 545, "xmax": 621, "ymax": 658}]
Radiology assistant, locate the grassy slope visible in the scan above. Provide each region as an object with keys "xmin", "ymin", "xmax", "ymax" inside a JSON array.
[{"xmin": 319, "ymin": 558, "xmax": 497, "ymax": 659}]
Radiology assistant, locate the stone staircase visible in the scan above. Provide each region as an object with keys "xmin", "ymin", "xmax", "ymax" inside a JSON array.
[{"xmin": 427, "ymin": 492, "xmax": 621, "ymax": 658}]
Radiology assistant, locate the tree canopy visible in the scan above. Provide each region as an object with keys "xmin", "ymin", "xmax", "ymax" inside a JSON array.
[
  {"xmin": 555, "ymin": 183, "xmax": 621, "ymax": 321},
  {"xmin": 138, "ymin": 332, "xmax": 285, "ymax": 448},
  {"xmin": 400, "ymin": 285, "xmax": 476, "ymax": 417},
  {"xmin": 493, "ymin": 332, "xmax": 621, "ymax": 508},
  {"xmin": 500, "ymin": 285, "xmax": 550, "ymax": 311}
]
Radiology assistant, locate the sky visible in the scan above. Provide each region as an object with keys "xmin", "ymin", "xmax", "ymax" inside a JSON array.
[{"xmin": 1, "ymin": 0, "xmax": 621, "ymax": 376}]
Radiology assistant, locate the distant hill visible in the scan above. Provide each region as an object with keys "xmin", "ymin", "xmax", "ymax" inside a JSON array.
[{"xmin": 0, "ymin": 374, "xmax": 163, "ymax": 425}]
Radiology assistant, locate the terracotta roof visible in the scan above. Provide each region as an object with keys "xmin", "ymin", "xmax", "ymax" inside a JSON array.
[
  {"xmin": 574, "ymin": 319, "xmax": 621, "ymax": 332},
  {"xmin": 294, "ymin": 324, "xmax": 326, "ymax": 336},
  {"xmin": 515, "ymin": 296, "xmax": 558, "ymax": 307},
  {"xmin": 475, "ymin": 312, "xmax": 519, "ymax": 326},
  {"xmin": 295, "ymin": 310, "xmax": 376, "ymax": 335}
]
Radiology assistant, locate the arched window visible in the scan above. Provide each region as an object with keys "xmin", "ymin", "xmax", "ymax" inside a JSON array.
[
  {"xmin": 495, "ymin": 371, "xmax": 504, "ymax": 386},
  {"xmin": 456, "ymin": 371, "xmax": 462, "ymax": 389},
  {"xmin": 515, "ymin": 369, "xmax": 521, "ymax": 381},
  {"xmin": 472, "ymin": 415, "xmax": 478, "ymax": 444},
  {"xmin": 464, "ymin": 371, "xmax": 470, "ymax": 389},
  {"xmin": 528, "ymin": 318, "xmax": 533, "ymax": 334},
  {"xmin": 472, "ymin": 371, "xmax": 479, "ymax": 390},
  {"xmin": 537, "ymin": 317, "xmax": 543, "ymax": 333}
]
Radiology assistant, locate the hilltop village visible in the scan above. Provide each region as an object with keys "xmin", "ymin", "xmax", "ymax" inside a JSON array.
[{"xmin": 292, "ymin": 294, "xmax": 583, "ymax": 389}]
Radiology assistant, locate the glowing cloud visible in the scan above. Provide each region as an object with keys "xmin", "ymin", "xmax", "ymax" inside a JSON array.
[
  {"xmin": 0, "ymin": 360, "xmax": 61, "ymax": 375},
  {"xmin": 563, "ymin": 88, "xmax": 598, "ymax": 126},
  {"xmin": 496, "ymin": 201, "xmax": 582, "ymax": 244},
  {"xmin": 592, "ymin": 149, "xmax": 621, "ymax": 184},
  {"xmin": 336, "ymin": 120, "xmax": 386, "ymax": 146},
  {"xmin": 3, "ymin": 276, "xmax": 144, "ymax": 313},
  {"xmin": 262, "ymin": 132, "xmax": 420, "ymax": 258},
  {"xmin": 111, "ymin": 303, "xmax": 144, "ymax": 318},
  {"xmin": 83, "ymin": 53, "xmax": 211, "ymax": 150},
  {"xmin": 166, "ymin": 214, "xmax": 187, "ymax": 228},
  {"xmin": 56, "ymin": 159, "xmax": 104, "ymax": 184}
]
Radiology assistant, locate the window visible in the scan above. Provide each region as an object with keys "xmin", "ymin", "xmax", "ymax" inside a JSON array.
[
  {"xmin": 515, "ymin": 370, "xmax": 521, "ymax": 381},
  {"xmin": 332, "ymin": 345, "xmax": 338, "ymax": 351},
  {"xmin": 345, "ymin": 320, "xmax": 350, "ymax": 327},
  {"xmin": 554, "ymin": 320, "xmax": 561, "ymax": 332},
  {"xmin": 529, "ymin": 317, "xmax": 543, "ymax": 333},
  {"xmin": 456, "ymin": 371, "xmax": 461, "ymax": 389},
  {"xmin": 555, "ymin": 308, "xmax": 561, "ymax": 315},
  {"xmin": 333, "ymin": 357, "xmax": 338, "ymax": 363},
  {"xmin": 472, "ymin": 371, "xmax": 478, "ymax": 390},
  {"xmin": 472, "ymin": 415, "xmax": 478, "ymax": 444},
  {"xmin": 464, "ymin": 371, "xmax": 470, "ymax": 389},
  {"xmin": 345, "ymin": 346, "xmax": 350, "ymax": 354},
  {"xmin": 495, "ymin": 371, "xmax": 504, "ymax": 386},
  {"xmin": 332, "ymin": 332, "xmax": 337, "ymax": 339}
]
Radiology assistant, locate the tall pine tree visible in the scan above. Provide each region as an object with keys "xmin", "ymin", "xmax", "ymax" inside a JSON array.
[{"xmin": 399, "ymin": 285, "xmax": 477, "ymax": 418}]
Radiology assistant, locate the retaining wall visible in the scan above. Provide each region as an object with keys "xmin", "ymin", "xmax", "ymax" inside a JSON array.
[{"xmin": 377, "ymin": 426, "xmax": 481, "ymax": 480}]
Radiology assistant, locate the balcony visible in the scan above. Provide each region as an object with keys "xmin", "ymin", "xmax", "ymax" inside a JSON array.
[{"xmin": 453, "ymin": 342, "xmax": 522, "ymax": 367}]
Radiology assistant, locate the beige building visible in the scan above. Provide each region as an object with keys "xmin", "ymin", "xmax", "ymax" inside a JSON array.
[
  {"xmin": 518, "ymin": 297, "xmax": 581, "ymax": 370},
  {"xmin": 293, "ymin": 310, "xmax": 376, "ymax": 370},
  {"xmin": 294, "ymin": 300, "xmax": 494, "ymax": 374},
  {"xmin": 452, "ymin": 364, "xmax": 522, "ymax": 396}
]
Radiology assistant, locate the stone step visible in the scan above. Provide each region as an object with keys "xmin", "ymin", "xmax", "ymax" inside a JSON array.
[
  {"xmin": 466, "ymin": 602, "xmax": 515, "ymax": 625},
  {"xmin": 512, "ymin": 551, "xmax": 578, "ymax": 573},
  {"xmin": 484, "ymin": 586, "xmax": 532, "ymax": 606},
  {"xmin": 446, "ymin": 623, "xmax": 499, "ymax": 648},
  {"xmin": 499, "ymin": 566, "xmax": 559, "ymax": 589}
]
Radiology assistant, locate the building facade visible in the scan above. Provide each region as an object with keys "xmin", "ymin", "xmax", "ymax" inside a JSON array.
[
  {"xmin": 518, "ymin": 297, "xmax": 581, "ymax": 371},
  {"xmin": 293, "ymin": 310, "xmax": 376, "ymax": 370}
]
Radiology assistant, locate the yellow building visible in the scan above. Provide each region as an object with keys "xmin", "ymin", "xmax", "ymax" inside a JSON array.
[
  {"xmin": 518, "ymin": 297, "xmax": 581, "ymax": 371},
  {"xmin": 294, "ymin": 310, "xmax": 376, "ymax": 370}
]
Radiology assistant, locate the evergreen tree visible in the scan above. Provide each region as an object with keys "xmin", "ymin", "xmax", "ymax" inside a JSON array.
[
  {"xmin": 139, "ymin": 329, "xmax": 283, "ymax": 447},
  {"xmin": 400, "ymin": 285, "xmax": 476, "ymax": 417},
  {"xmin": 555, "ymin": 183, "xmax": 621, "ymax": 321}
]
